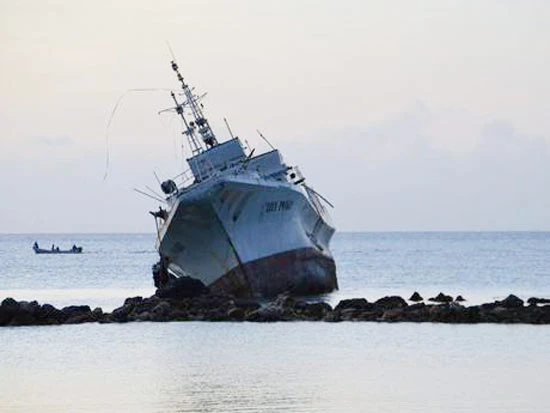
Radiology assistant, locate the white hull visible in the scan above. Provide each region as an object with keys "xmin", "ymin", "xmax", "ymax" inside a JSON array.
[{"xmin": 157, "ymin": 174, "xmax": 336, "ymax": 297}]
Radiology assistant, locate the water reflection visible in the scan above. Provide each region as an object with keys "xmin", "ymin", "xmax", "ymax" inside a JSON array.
[{"xmin": 1, "ymin": 322, "xmax": 549, "ymax": 412}]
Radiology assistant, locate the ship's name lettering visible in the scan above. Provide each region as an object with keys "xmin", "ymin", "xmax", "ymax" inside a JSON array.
[{"xmin": 264, "ymin": 200, "xmax": 293, "ymax": 213}]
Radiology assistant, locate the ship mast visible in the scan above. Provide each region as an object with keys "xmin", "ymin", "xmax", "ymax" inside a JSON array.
[{"xmin": 170, "ymin": 60, "xmax": 218, "ymax": 154}]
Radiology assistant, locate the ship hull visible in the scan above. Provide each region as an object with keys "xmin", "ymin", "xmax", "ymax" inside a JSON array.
[
  {"xmin": 157, "ymin": 175, "xmax": 337, "ymax": 297},
  {"xmin": 211, "ymin": 247, "xmax": 336, "ymax": 297}
]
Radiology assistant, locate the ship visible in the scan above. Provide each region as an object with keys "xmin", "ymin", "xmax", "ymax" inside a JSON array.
[{"xmin": 150, "ymin": 60, "xmax": 337, "ymax": 298}]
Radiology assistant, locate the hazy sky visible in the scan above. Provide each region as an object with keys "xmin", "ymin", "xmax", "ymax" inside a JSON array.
[{"xmin": 1, "ymin": 0, "xmax": 549, "ymax": 233}]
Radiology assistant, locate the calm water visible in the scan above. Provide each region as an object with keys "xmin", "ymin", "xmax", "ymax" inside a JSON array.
[
  {"xmin": 1, "ymin": 232, "xmax": 550, "ymax": 412},
  {"xmin": 1, "ymin": 232, "xmax": 549, "ymax": 309}
]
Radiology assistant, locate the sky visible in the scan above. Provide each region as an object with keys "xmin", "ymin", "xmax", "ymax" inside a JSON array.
[{"xmin": 1, "ymin": 0, "xmax": 549, "ymax": 233}]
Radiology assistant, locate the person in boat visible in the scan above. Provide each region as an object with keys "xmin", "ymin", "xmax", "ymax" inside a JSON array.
[
  {"xmin": 72, "ymin": 244, "xmax": 77, "ymax": 252},
  {"xmin": 56, "ymin": 246, "xmax": 60, "ymax": 252},
  {"xmin": 51, "ymin": 244, "xmax": 55, "ymax": 251},
  {"xmin": 33, "ymin": 241, "xmax": 39, "ymax": 250}
]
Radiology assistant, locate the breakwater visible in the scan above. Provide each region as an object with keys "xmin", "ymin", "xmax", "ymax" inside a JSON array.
[{"xmin": 1, "ymin": 280, "xmax": 549, "ymax": 326}]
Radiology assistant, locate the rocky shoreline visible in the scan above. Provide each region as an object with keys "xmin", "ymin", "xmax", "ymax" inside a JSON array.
[{"xmin": 2, "ymin": 279, "xmax": 550, "ymax": 327}]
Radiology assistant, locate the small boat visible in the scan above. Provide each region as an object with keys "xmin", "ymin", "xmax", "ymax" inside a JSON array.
[{"xmin": 32, "ymin": 243, "xmax": 83, "ymax": 254}]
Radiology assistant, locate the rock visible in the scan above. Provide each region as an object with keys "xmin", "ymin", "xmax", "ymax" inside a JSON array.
[
  {"xmin": 497, "ymin": 294, "xmax": 524, "ymax": 309},
  {"xmin": 62, "ymin": 305, "xmax": 92, "ymax": 323},
  {"xmin": 233, "ymin": 299, "xmax": 261, "ymax": 312},
  {"xmin": 409, "ymin": 292, "xmax": 423, "ymax": 302},
  {"xmin": 2, "ymin": 291, "xmax": 550, "ymax": 326},
  {"xmin": 111, "ymin": 305, "xmax": 131, "ymax": 322},
  {"xmin": 0, "ymin": 298, "xmax": 20, "ymax": 325},
  {"xmin": 62, "ymin": 305, "xmax": 91, "ymax": 318},
  {"xmin": 271, "ymin": 293, "xmax": 296, "ymax": 309},
  {"xmin": 227, "ymin": 307, "xmax": 245, "ymax": 320},
  {"xmin": 37, "ymin": 304, "xmax": 65, "ymax": 324},
  {"xmin": 123, "ymin": 296, "xmax": 143, "ymax": 307},
  {"xmin": 334, "ymin": 298, "xmax": 373, "ymax": 311},
  {"xmin": 300, "ymin": 302, "xmax": 332, "ymax": 319},
  {"xmin": 455, "ymin": 295, "xmax": 466, "ymax": 302},
  {"xmin": 1, "ymin": 297, "xmax": 18, "ymax": 308},
  {"xmin": 156, "ymin": 276, "xmax": 209, "ymax": 300},
  {"xmin": 20, "ymin": 300, "xmax": 40, "ymax": 315},
  {"xmin": 0, "ymin": 299, "xmax": 41, "ymax": 326},
  {"xmin": 401, "ymin": 303, "xmax": 429, "ymax": 322},
  {"xmin": 245, "ymin": 304, "xmax": 285, "ymax": 322},
  {"xmin": 527, "ymin": 297, "xmax": 550, "ymax": 305},
  {"xmin": 151, "ymin": 301, "xmax": 172, "ymax": 319},
  {"xmin": 381, "ymin": 308, "xmax": 405, "ymax": 321},
  {"xmin": 429, "ymin": 292, "xmax": 453, "ymax": 303},
  {"xmin": 133, "ymin": 311, "xmax": 152, "ymax": 322},
  {"xmin": 62, "ymin": 305, "xmax": 93, "ymax": 324},
  {"xmin": 91, "ymin": 307, "xmax": 104, "ymax": 321},
  {"xmin": 374, "ymin": 296, "xmax": 408, "ymax": 310}
]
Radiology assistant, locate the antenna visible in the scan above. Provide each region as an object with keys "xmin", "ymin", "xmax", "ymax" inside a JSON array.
[
  {"xmin": 256, "ymin": 129, "xmax": 276, "ymax": 151},
  {"xmin": 224, "ymin": 117, "xmax": 235, "ymax": 139},
  {"xmin": 166, "ymin": 41, "xmax": 176, "ymax": 61},
  {"xmin": 153, "ymin": 171, "xmax": 162, "ymax": 186},
  {"xmin": 170, "ymin": 60, "xmax": 218, "ymax": 148},
  {"xmin": 134, "ymin": 188, "xmax": 166, "ymax": 203},
  {"xmin": 244, "ymin": 139, "xmax": 254, "ymax": 155}
]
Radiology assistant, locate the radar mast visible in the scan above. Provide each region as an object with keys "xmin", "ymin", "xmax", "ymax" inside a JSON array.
[{"xmin": 170, "ymin": 60, "xmax": 218, "ymax": 153}]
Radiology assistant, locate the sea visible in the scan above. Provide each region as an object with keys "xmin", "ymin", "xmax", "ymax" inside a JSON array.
[{"xmin": 1, "ymin": 232, "xmax": 549, "ymax": 412}]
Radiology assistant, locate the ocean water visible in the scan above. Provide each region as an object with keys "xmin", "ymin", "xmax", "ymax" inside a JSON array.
[
  {"xmin": 1, "ymin": 232, "xmax": 549, "ymax": 309},
  {"xmin": 1, "ymin": 232, "xmax": 550, "ymax": 412}
]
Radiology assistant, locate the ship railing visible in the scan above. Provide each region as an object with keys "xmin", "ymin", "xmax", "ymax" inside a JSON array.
[
  {"xmin": 305, "ymin": 185, "xmax": 329, "ymax": 221},
  {"xmin": 172, "ymin": 168, "xmax": 196, "ymax": 189}
]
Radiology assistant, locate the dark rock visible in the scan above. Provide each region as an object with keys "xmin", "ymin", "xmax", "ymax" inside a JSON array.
[
  {"xmin": 124, "ymin": 296, "xmax": 143, "ymax": 307},
  {"xmin": 1, "ymin": 297, "xmax": 19, "ymax": 308},
  {"xmin": 334, "ymin": 298, "xmax": 373, "ymax": 311},
  {"xmin": 480, "ymin": 302, "xmax": 498, "ymax": 311},
  {"xmin": 0, "ymin": 299, "xmax": 39, "ymax": 326},
  {"xmin": 151, "ymin": 301, "xmax": 172, "ymax": 320},
  {"xmin": 61, "ymin": 305, "xmax": 92, "ymax": 323},
  {"xmin": 61, "ymin": 305, "xmax": 92, "ymax": 324},
  {"xmin": 3, "ymin": 291, "xmax": 550, "ymax": 326},
  {"xmin": 0, "ymin": 298, "xmax": 20, "ymax": 325},
  {"xmin": 401, "ymin": 303, "xmax": 429, "ymax": 322},
  {"xmin": 227, "ymin": 307, "xmax": 245, "ymax": 320},
  {"xmin": 20, "ymin": 300, "xmax": 40, "ymax": 315},
  {"xmin": 37, "ymin": 304, "xmax": 65, "ymax": 324},
  {"xmin": 527, "ymin": 297, "xmax": 550, "ymax": 305},
  {"xmin": 91, "ymin": 307, "xmax": 104, "ymax": 321},
  {"xmin": 324, "ymin": 311, "xmax": 343, "ymax": 322},
  {"xmin": 10, "ymin": 311, "xmax": 37, "ymax": 326},
  {"xmin": 380, "ymin": 308, "xmax": 405, "ymax": 321},
  {"xmin": 245, "ymin": 306, "xmax": 284, "ymax": 322},
  {"xmin": 497, "ymin": 294, "xmax": 524, "ymax": 309},
  {"xmin": 524, "ymin": 305, "xmax": 550, "ymax": 324},
  {"xmin": 233, "ymin": 299, "xmax": 261, "ymax": 312},
  {"xmin": 429, "ymin": 292, "xmax": 453, "ymax": 303},
  {"xmin": 374, "ymin": 296, "xmax": 408, "ymax": 310},
  {"xmin": 300, "ymin": 302, "xmax": 332, "ymax": 319},
  {"xmin": 156, "ymin": 276, "xmax": 209, "ymax": 300},
  {"xmin": 409, "ymin": 292, "xmax": 423, "ymax": 302},
  {"xmin": 455, "ymin": 295, "xmax": 466, "ymax": 302},
  {"xmin": 271, "ymin": 293, "xmax": 296, "ymax": 309},
  {"xmin": 111, "ymin": 305, "xmax": 132, "ymax": 322},
  {"xmin": 426, "ymin": 303, "xmax": 476, "ymax": 323},
  {"xmin": 133, "ymin": 311, "xmax": 153, "ymax": 322}
]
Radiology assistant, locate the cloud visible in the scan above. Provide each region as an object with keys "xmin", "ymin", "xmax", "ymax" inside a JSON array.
[{"xmin": 291, "ymin": 103, "xmax": 550, "ymax": 231}]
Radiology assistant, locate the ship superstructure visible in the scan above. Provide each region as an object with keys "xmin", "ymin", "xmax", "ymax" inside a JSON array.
[{"xmin": 152, "ymin": 60, "xmax": 337, "ymax": 297}]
